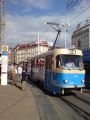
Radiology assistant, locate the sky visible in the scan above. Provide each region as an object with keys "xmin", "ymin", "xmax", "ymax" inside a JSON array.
[{"xmin": 3, "ymin": 0, "xmax": 90, "ymax": 48}]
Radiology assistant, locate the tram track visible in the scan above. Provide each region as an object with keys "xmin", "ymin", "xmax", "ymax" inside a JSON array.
[
  {"xmin": 72, "ymin": 90, "xmax": 90, "ymax": 105},
  {"xmin": 83, "ymin": 89, "xmax": 90, "ymax": 94},
  {"xmin": 47, "ymin": 94, "xmax": 90, "ymax": 120},
  {"xmin": 60, "ymin": 96, "xmax": 90, "ymax": 120},
  {"xmin": 27, "ymin": 80, "xmax": 90, "ymax": 120},
  {"xmin": 47, "ymin": 95, "xmax": 77, "ymax": 120},
  {"xmin": 73, "ymin": 94, "xmax": 90, "ymax": 105}
]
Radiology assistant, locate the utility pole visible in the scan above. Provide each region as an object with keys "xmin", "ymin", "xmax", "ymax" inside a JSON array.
[
  {"xmin": 61, "ymin": 21, "xmax": 70, "ymax": 48},
  {"xmin": 0, "ymin": 0, "xmax": 2, "ymax": 47},
  {"xmin": 0, "ymin": 0, "xmax": 6, "ymax": 47}
]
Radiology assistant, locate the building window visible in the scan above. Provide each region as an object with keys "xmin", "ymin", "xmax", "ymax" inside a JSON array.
[{"xmin": 78, "ymin": 40, "xmax": 81, "ymax": 49}]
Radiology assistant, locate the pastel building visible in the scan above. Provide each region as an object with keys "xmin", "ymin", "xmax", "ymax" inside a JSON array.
[{"xmin": 14, "ymin": 40, "xmax": 50, "ymax": 64}]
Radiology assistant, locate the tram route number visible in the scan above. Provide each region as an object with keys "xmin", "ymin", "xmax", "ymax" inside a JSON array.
[{"xmin": 68, "ymin": 50, "xmax": 76, "ymax": 54}]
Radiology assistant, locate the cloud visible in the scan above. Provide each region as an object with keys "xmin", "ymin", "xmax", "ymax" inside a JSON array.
[
  {"xmin": 23, "ymin": 0, "xmax": 52, "ymax": 9},
  {"xmin": 5, "ymin": 14, "xmax": 59, "ymax": 47},
  {"xmin": 21, "ymin": 8, "xmax": 32, "ymax": 14},
  {"xmin": 10, "ymin": 0, "xmax": 52, "ymax": 10},
  {"xmin": 5, "ymin": 0, "xmax": 90, "ymax": 48},
  {"xmin": 9, "ymin": 0, "xmax": 18, "ymax": 5}
]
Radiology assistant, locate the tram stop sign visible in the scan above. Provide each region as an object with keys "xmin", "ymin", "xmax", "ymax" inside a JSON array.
[
  {"xmin": 2, "ymin": 45, "xmax": 8, "ymax": 52},
  {"xmin": 1, "ymin": 45, "xmax": 8, "ymax": 85}
]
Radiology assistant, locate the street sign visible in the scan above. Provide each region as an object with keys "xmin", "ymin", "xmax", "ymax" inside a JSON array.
[
  {"xmin": 1, "ymin": 45, "xmax": 8, "ymax": 85},
  {"xmin": 2, "ymin": 45, "xmax": 8, "ymax": 52}
]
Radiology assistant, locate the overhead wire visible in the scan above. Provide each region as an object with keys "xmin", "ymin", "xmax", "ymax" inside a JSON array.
[
  {"xmin": 62, "ymin": 0, "xmax": 80, "ymax": 16},
  {"xmin": 67, "ymin": 4, "xmax": 90, "ymax": 34},
  {"xmin": 52, "ymin": 0, "xmax": 79, "ymax": 47},
  {"xmin": 70, "ymin": 5, "xmax": 90, "ymax": 22},
  {"xmin": 41, "ymin": 0, "xmax": 80, "ymax": 36},
  {"xmin": 39, "ymin": 0, "xmax": 90, "ymax": 46},
  {"xmin": 54, "ymin": 0, "xmax": 81, "ymax": 23},
  {"xmin": 39, "ymin": 1, "xmax": 78, "ymax": 37},
  {"xmin": 57, "ymin": 0, "xmax": 90, "ymax": 48}
]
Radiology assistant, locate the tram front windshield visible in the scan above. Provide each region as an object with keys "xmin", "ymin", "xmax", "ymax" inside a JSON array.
[{"xmin": 57, "ymin": 55, "xmax": 84, "ymax": 70}]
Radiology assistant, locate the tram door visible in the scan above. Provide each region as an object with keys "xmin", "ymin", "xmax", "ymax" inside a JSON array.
[{"xmin": 44, "ymin": 55, "xmax": 52, "ymax": 90}]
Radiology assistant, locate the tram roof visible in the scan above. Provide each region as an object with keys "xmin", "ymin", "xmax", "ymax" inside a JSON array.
[{"xmin": 30, "ymin": 48, "xmax": 83, "ymax": 61}]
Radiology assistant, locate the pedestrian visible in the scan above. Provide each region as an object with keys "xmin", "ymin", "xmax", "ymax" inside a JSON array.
[
  {"xmin": 12, "ymin": 64, "xmax": 18, "ymax": 85},
  {"xmin": 17, "ymin": 65, "xmax": 22, "ymax": 83},
  {"xmin": 8, "ymin": 64, "xmax": 13, "ymax": 79},
  {"xmin": 21, "ymin": 68, "xmax": 27, "ymax": 91}
]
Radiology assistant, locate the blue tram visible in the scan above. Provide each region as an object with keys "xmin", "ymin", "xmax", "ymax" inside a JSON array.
[
  {"xmin": 30, "ymin": 48, "xmax": 85, "ymax": 94},
  {"xmin": 83, "ymin": 50, "xmax": 90, "ymax": 89}
]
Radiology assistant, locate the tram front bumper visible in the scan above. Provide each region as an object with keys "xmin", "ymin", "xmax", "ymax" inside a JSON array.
[{"xmin": 52, "ymin": 83, "xmax": 85, "ymax": 88}]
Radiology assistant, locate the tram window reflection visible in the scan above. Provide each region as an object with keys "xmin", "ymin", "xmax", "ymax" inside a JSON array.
[{"xmin": 56, "ymin": 55, "xmax": 84, "ymax": 70}]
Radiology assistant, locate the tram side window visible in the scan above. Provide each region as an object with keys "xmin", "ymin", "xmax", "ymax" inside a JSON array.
[
  {"xmin": 46, "ymin": 57, "xmax": 49, "ymax": 69},
  {"xmin": 46, "ymin": 55, "xmax": 52, "ymax": 70}
]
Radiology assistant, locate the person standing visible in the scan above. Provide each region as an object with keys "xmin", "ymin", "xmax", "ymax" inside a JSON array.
[
  {"xmin": 12, "ymin": 64, "xmax": 18, "ymax": 85},
  {"xmin": 21, "ymin": 68, "xmax": 27, "ymax": 91},
  {"xmin": 17, "ymin": 65, "xmax": 22, "ymax": 83}
]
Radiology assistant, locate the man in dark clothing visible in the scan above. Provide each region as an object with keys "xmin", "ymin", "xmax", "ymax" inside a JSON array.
[{"xmin": 21, "ymin": 68, "xmax": 27, "ymax": 91}]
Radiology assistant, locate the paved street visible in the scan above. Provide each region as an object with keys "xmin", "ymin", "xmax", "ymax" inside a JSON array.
[
  {"xmin": 0, "ymin": 81, "xmax": 90, "ymax": 120},
  {"xmin": 29, "ymin": 81, "xmax": 90, "ymax": 120},
  {"xmin": 0, "ymin": 84, "xmax": 40, "ymax": 120}
]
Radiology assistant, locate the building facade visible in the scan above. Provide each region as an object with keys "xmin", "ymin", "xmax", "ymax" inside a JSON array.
[
  {"xmin": 14, "ymin": 40, "xmax": 50, "ymax": 64},
  {"xmin": 72, "ymin": 23, "xmax": 90, "ymax": 51}
]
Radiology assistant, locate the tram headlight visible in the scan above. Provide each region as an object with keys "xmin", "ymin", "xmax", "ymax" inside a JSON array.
[
  {"xmin": 81, "ymin": 80, "xmax": 85, "ymax": 83},
  {"xmin": 64, "ymin": 80, "xmax": 69, "ymax": 83}
]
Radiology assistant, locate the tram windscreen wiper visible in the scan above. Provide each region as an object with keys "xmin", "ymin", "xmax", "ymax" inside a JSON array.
[
  {"xmin": 78, "ymin": 68, "xmax": 82, "ymax": 71},
  {"xmin": 66, "ymin": 67, "xmax": 71, "ymax": 70}
]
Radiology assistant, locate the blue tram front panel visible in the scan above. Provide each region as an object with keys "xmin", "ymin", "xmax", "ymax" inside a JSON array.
[
  {"xmin": 52, "ymin": 72, "xmax": 85, "ymax": 88},
  {"xmin": 44, "ymin": 70, "xmax": 85, "ymax": 94}
]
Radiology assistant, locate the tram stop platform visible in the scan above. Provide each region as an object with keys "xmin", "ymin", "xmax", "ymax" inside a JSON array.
[{"xmin": 0, "ymin": 82, "xmax": 40, "ymax": 120}]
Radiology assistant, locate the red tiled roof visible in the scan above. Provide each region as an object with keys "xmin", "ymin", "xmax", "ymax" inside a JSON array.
[{"xmin": 14, "ymin": 40, "xmax": 49, "ymax": 50}]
